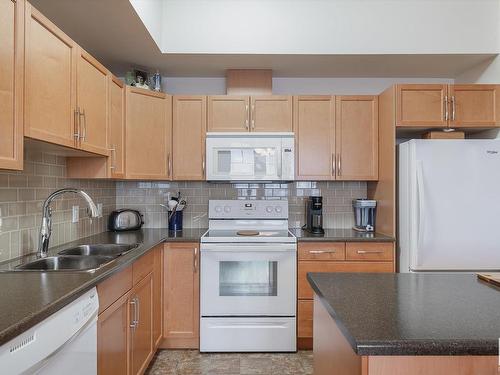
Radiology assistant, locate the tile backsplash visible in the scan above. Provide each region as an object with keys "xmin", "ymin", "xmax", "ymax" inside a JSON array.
[
  {"xmin": 0, "ymin": 150, "xmax": 116, "ymax": 262},
  {"xmin": 0, "ymin": 151, "xmax": 366, "ymax": 263},
  {"xmin": 116, "ymin": 181, "xmax": 366, "ymax": 230}
]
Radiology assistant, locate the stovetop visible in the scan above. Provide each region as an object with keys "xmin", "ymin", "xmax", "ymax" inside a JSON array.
[{"xmin": 201, "ymin": 229, "xmax": 296, "ymax": 243}]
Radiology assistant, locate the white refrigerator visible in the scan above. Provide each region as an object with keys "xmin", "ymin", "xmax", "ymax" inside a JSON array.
[{"xmin": 399, "ymin": 139, "xmax": 500, "ymax": 272}]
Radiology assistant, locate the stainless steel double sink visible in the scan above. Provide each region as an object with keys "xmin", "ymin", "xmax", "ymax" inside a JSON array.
[{"xmin": 16, "ymin": 244, "xmax": 138, "ymax": 272}]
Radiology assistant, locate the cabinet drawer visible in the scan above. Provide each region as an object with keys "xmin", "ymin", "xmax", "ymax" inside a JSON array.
[
  {"xmin": 298, "ymin": 261, "xmax": 393, "ymax": 299},
  {"xmin": 133, "ymin": 250, "xmax": 155, "ymax": 284},
  {"xmin": 298, "ymin": 242, "xmax": 345, "ymax": 261},
  {"xmin": 298, "ymin": 300, "xmax": 313, "ymax": 338},
  {"xmin": 97, "ymin": 266, "xmax": 132, "ymax": 314},
  {"xmin": 345, "ymin": 242, "xmax": 394, "ymax": 261}
]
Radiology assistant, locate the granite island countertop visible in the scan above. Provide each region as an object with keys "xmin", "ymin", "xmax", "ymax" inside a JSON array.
[
  {"xmin": 290, "ymin": 228, "xmax": 394, "ymax": 242},
  {"xmin": 307, "ymin": 272, "xmax": 500, "ymax": 356},
  {"xmin": 0, "ymin": 228, "xmax": 206, "ymax": 346}
]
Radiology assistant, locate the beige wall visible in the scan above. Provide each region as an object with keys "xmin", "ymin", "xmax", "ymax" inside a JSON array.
[{"xmin": 0, "ymin": 151, "xmax": 116, "ymax": 262}]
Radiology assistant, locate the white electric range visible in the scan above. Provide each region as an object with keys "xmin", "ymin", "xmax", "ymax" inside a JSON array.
[{"xmin": 200, "ymin": 199, "xmax": 297, "ymax": 352}]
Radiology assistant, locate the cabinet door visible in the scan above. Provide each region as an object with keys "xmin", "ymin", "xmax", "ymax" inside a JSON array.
[
  {"xmin": 396, "ymin": 84, "xmax": 448, "ymax": 127},
  {"xmin": 97, "ymin": 293, "xmax": 130, "ymax": 375},
  {"xmin": 76, "ymin": 48, "xmax": 109, "ymax": 155},
  {"xmin": 130, "ymin": 273, "xmax": 154, "ymax": 375},
  {"xmin": 0, "ymin": 0, "xmax": 23, "ymax": 170},
  {"xmin": 153, "ymin": 246, "xmax": 163, "ymax": 349},
  {"xmin": 449, "ymin": 84, "xmax": 500, "ymax": 128},
  {"xmin": 294, "ymin": 96, "xmax": 335, "ymax": 180},
  {"xmin": 109, "ymin": 76, "xmax": 125, "ymax": 178},
  {"xmin": 163, "ymin": 242, "xmax": 200, "ymax": 348},
  {"xmin": 250, "ymin": 96, "xmax": 292, "ymax": 132},
  {"xmin": 125, "ymin": 87, "xmax": 171, "ymax": 180},
  {"xmin": 172, "ymin": 96, "xmax": 207, "ymax": 180},
  {"xmin": 335, "ymin": 96, "xmax": 378, "ymax": 181},
  {"xmin": 24, "ymin": 3, "xmax": 77, "ymax": 148},
  {"xmin": 207, "ymin": 95, "xmax": 249, "ymax": 132}
]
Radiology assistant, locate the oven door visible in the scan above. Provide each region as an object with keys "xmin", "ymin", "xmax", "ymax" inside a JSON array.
[{"xmin": 200, "ymin": 243, "xmax": 296, "ymax": 316}]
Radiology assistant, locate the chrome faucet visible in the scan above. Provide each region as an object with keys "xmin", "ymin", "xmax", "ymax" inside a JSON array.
[{"xmin": 37, "ymin": 188, "xmax": 99, "ymax": 258}]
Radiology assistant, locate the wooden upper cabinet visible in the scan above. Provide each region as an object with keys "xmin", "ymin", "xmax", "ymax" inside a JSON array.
[
  {"xmin": 449, "ymin": 84, "xmax": 500, "ymax": 127},
  {"xmin": 130, "ymin": 273, "xmax": 154, "ymax": 375},
  {"xmin": 163, "ymin": 242, "xmax": 200, "ymax": 349},
  {"xmin": 335, "ymin": 96, "xmax": 378, "ymax": 181},
  {"xmin": 76, "ymin": 48, "xmax": 109, "ymax": 155},
  {"xmin": 172, "ymin": 96, "xmax": 207, "ymax": 180},
  {"xmin": 24, "ymin": 2, "xmax": 77, "ymax": 147},
  {"xmin": 0, "ymin": 0, "xmax": 23, "ymax": 170},
  {"xmin": 109, "ymin": 76, "xmax": 125, "ymax": 178},
  {"xmin": 396, "ymin": 84, "xmax": 448, "ymax": 127},
  {"xmin": 208, "ymin": 95, "xmax": 249, "ymax": 132},
  {"xmin": 251, "ymin": 96, "xmax": 293, "ymax": 132},
  {"xmin": 294, "ymin": 96, "xmax": 335, "ymax": 180},
  {"xmin": 125, "ymin": 87, "xmax": 171, "ymax": 180}
]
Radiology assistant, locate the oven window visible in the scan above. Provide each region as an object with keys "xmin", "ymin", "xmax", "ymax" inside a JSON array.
[{"xmin": 219, "ymin": 261, "xmax": 278, "ymax": 296}]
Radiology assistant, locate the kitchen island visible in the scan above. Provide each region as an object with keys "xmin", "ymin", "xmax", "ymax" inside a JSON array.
[{"xmin": 307, "ymin": 273, "xmax": 500, "ymax": 375}]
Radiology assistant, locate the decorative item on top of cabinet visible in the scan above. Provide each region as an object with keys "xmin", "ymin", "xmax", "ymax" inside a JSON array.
[
  {"xmin": 335, "ymin": 96, "xmax": 378, "ymax": 181},
  {"xmin": 161, "ymin": 242, "xmax": 200, "ymax": 349},
  {"xmin": 173, "ymin": 96, "xmax": 207, "ymax": 180},
  {"xmin": 125, "ymin": 87, "xmax": 172, "ymax": 180},
  {"xmin": 0, "ymin": 0, "xmax": 24, "ymax": 170},
  {"xmin": 24, "ymin": 2, "xmax": 78, "ymax": 148},
  {"xmin": 293, "ymin": 96, "xmax": 336, "ymax": 180}
]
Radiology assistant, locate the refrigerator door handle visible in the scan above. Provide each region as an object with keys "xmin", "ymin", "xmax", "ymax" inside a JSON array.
[{"xmin": 416, "ymin": 161, "xmax": 425, "ymax": 252}]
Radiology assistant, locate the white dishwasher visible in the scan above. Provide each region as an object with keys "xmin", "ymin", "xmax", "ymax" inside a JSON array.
[{"xmin": 0, "ymin": 287, "xmax": 98, "ymax": 375}]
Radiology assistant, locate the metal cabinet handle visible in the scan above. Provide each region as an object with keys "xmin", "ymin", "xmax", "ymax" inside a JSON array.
[
  {"xmin": 79, "ymin": 109, "xmax": 86, "ymax": 141},
  {"xmin": 451, "ymin": 95, "xmax": 456, "ymax": 121},
  {"xmin": 167, "ymin": 153, "xmax": 171, "ymax": 178},
  {"xmin": 251, "ymin": 104, "xmax": 255, "ymax": 130},
  {"xmin": 202, "ymin": 155, "xmax": 205, "ymax": 176},
  {"xmin": 129, "ymin": 298, "xmax": 137, "ymax": 328},
  {"xmin": 109, "ymin": 146, "xmax": 116, "ymax": 170},
  {"xmin": 245, "ymin": 105, "xmax": 249, "ymax": 129},
  {"xmin": 331, "ymin": 154, "xmax": 335, "ymax": 176},
  {"xmin": 337, "ymin": 154, "xmax": 341, "ymax": 176},
  {"xmin": 444, "ymin": 95, "xmax": 449, "ymax": 121},
  {"xmin": 74, "ymin": 108, "xmax": 81, "ymax": 141},
  {"xmin": 309, "ymin": 250, "xmax": 336, "ymax": 254},
  {"xmin": 136, "ymin": 296, "xmax": 140, "ymax": 326},
  {"xmin": 357, "ymin": 250, "xmax": 384, "ymax": 254},
  {"xmin": 193, "ymin": 247, "xmax": 198, "ymax": 272}
]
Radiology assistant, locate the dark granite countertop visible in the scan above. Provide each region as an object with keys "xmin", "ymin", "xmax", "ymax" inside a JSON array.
[
  {"xmin": 0, "ymin": 228, "xmax": 206, "ymax": 346},
  {"xmin": 307, "ymin": 273, "xmax": 500, "ymax": 356},
  {"xmin": 290, "ymin": 228, "xmax": 394, "ymax": 242}
]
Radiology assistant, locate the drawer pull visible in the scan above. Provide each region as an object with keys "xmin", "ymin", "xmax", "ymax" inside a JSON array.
[
  {"xmin": 309, "ymin": 250, "xmax": 336, "ymax": 254},
  {"xmin": 357, "ymin": 250, "xmax": 384, "ymax": 254}
]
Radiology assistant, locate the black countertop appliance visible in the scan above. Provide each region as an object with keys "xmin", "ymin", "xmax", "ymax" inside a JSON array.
[{"xmin": 304, "ymin": 196, "xmax": 324, "ymax": 235}]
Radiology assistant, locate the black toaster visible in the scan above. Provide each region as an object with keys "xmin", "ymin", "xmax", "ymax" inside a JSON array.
[{"xmin": 108, "ymin": 209, "xmax": 144, "ymax": 231}]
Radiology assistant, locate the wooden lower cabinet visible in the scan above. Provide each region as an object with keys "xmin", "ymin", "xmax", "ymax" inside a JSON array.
[
  {"xmin": 297, "ymin": 241, "xmax": 395, "ymax": 349},
  {"xmin": 97, "ymin": 245, "xmax": 162, "ymax": 375},
  {"xmin": 161, "ymin": 242, "xmax": 200, "ymax": 349},
  {"xmin": 130, "ymin": 273, "xmax": 154, "ymax": 375}
]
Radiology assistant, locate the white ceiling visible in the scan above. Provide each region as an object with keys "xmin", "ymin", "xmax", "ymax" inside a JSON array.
[{"xmin": 29, "ymin": 0, "xmax": 498, "ymax": 78}]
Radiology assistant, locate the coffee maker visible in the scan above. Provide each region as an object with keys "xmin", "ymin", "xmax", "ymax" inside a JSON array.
[{"xmin": 304, "ymin": 196, "xmax": 324, "ymax": 235}]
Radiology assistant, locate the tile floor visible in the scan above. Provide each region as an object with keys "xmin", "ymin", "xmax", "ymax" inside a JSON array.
[{"xmin": 146, "ymin": 350, "xmax": 313, "ymax": 375}]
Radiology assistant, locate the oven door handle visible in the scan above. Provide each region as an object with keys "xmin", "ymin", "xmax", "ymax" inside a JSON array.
[{"xmin": 201, "ymin": 243, "xmax": 296, "ymax": 252}]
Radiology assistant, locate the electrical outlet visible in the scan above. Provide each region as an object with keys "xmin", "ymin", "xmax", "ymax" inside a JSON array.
[
  {"xmin": 72, "ymin": 206, "xmax": 79, "ymax": 223},
  {"xmin": 97, "ymin": 203, "xmax": 103, "ymax": 218}
]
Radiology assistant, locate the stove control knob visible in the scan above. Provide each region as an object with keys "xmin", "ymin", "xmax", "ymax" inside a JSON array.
[
  {"xmin": 224, "ymin": 206, "xmax": 231, "ymax": 213},
  {"xmin": 215, "ymin": 206, "xmax": 222, "ymax": 213},
  {"xmin": 275, "ymin": 206, "xmax": 282, "ymax": 213},
  {"xmin": 266, "ymin": 206, "xmax": 273, "ymax": 213}
]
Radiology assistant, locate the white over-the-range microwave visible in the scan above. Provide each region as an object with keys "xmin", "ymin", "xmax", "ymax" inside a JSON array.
[{"xmin": 205, "ymin": 132, "xmax": 295, "ymax": 182}]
